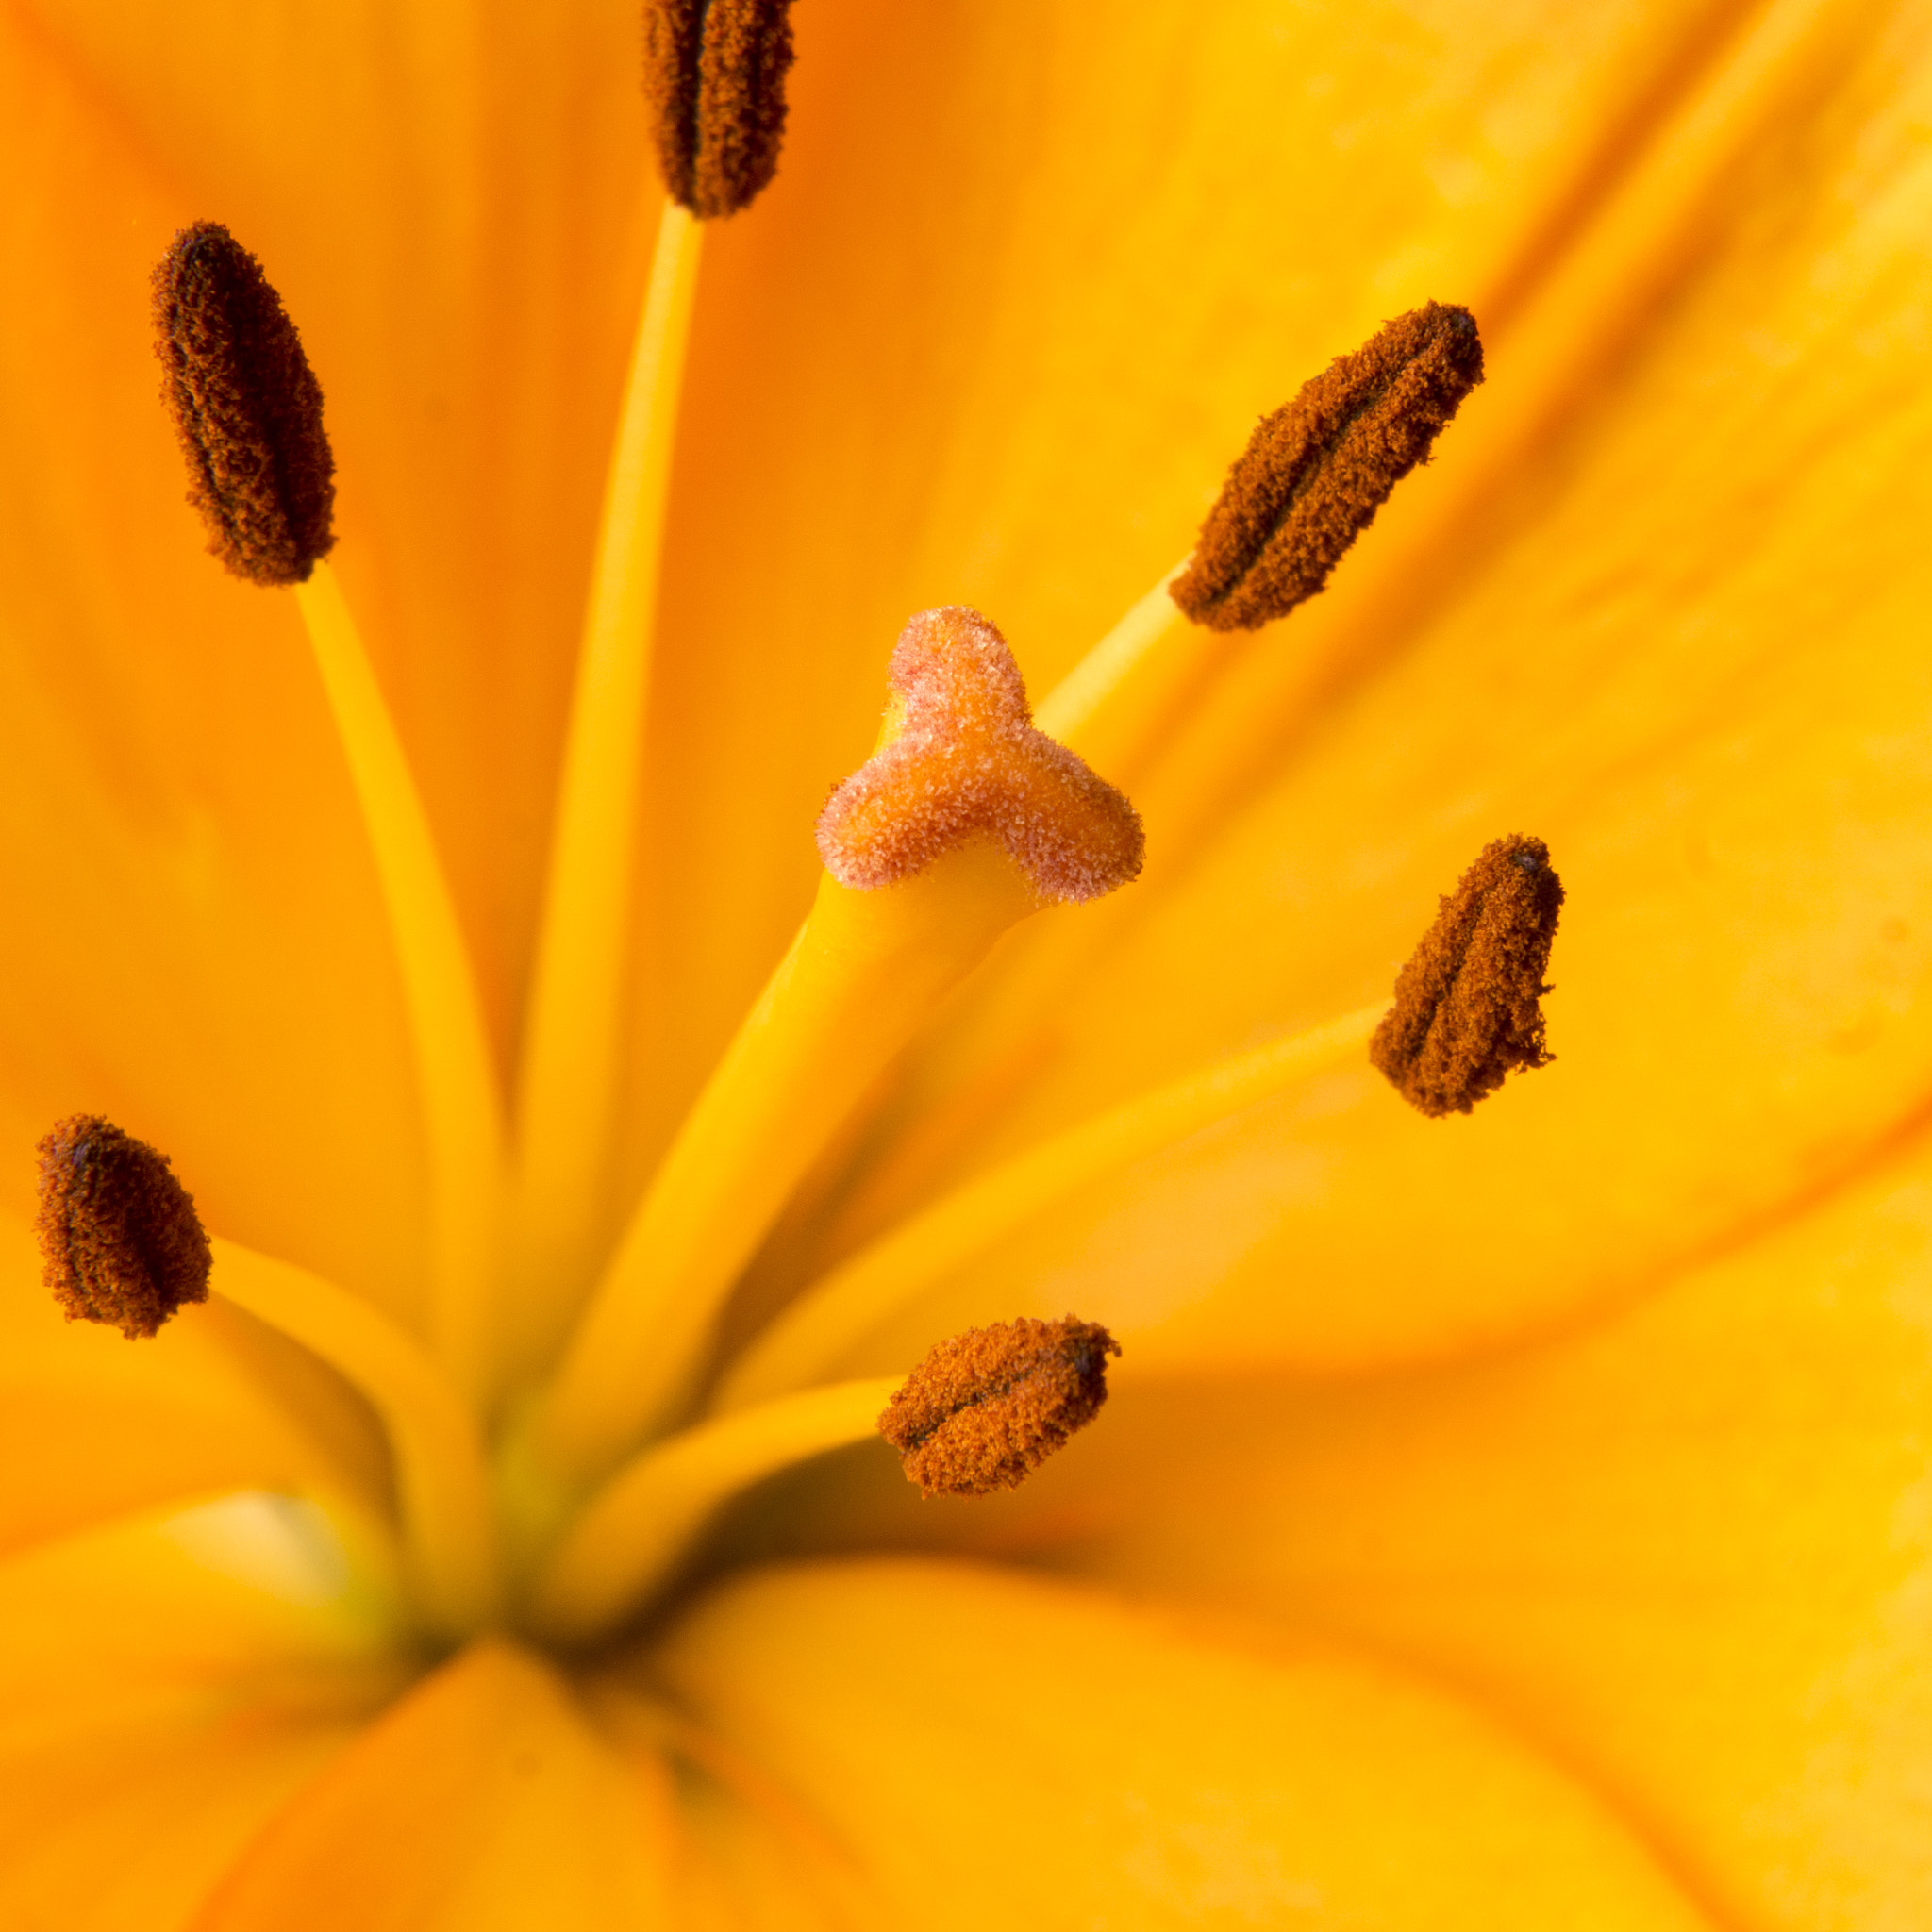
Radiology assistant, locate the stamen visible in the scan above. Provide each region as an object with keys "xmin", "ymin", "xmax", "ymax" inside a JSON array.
[
  {"xmin": 211, "ymin": 1239, "xmax": 504, "ymax": 1636},
  {"xmin": 151, "ymin": 222, "xmax": 335, "ymax": 587},
  {"xmin": 1371, "ymin": 835, "xmax": 1565, "ymax": 1116},
  {"xmin": 1171, "ymin": 302, "xmax": 1484, "ymax": 632},
  {"xmin": 817, "ymin": 606, "xmax": 1145, "ymax": 904},
  {"xmin": 878, "ymin": 1315, "xmax": 1118, "ymax": 1498},
  {"xmin": 34, "ymin": 1116, "xmax": 211, "ymax": 1338},
  {"xmin": 643, "ymin": 0, "xmax": 795, "ymax": 219}
]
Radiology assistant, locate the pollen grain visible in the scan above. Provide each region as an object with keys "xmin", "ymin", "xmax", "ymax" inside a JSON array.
[
  {"xmin": 1172, "ymin": 301, "xmax": 1484, "ymax": 631},
  {"xmin": 35, "ymin": 1116, "xmax": 213, "ymax": 1339},
  {"xmin": 643, "ymin": 0, "xmax": 795, "ymax": 219},
  {"xmin": 152, "ymin": 222, "xmax": 336, "ymax": 587},
  {"xmin": 1371, "ymin": 835, "xmax": 1565, "ymax": 1116},
  {"xmin": 879, "ymin": 1315, "xmax": 1119, "ymax": 1498}
]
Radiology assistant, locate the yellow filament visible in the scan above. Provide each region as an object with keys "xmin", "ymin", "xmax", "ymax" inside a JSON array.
[
  {"xmin": 525, "ymin": 1377, "xmax": 900, "ymax": 1645},
  {"xmin": 210, "ymin": 1237, "xmax": 503, "ymax": 1636},
  {"xmin": 529, "ymin": 841, "xmax": 1041, "ymax": 1491},
  {"xmin": 1030, "ymin": 560, "xmax": 1213, "ymax": 779},
  {"xmin": 508, "ymin": 203, "xmax": 704, "ymax": 1365},
  {"xmin": 294, "ymin": 564, "xmax": 505, "ymax": 1405},
  {"xmin": 715, "ymin": 1002, "xmax": 1385, "ymax": 1411}
]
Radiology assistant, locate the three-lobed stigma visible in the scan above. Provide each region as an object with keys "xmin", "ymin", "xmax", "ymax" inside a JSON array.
[
  {"xmin": 817, "ymin": 606, "xmax": 1145, "ymax": 903},
  {"xmin": 34, "ymin": 1116, "xmax": 212, "ymax": 1339},
  {"xmin": 152, "ymin": 222, "xmax": 336, "ymax": 588},
  {"xmin": 642, "ymin": 0, "xmax": 795, "ymax": 219},
  {"xmin": 879, "ymin": 1315, "xmax": 1120, "ymax": 1498},
  {"xmin": 1171, "ymin": 302, "xmax": 1485, "ymax": 632},
  {"xmin": 1371, "ymin": 834, "xmax": 1565, "ymax": 1116}
]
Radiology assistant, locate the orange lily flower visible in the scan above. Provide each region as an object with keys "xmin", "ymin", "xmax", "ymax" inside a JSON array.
[{"xmin": 3, "ymin": 0, "xmax": 1929, "ymax": 1926}]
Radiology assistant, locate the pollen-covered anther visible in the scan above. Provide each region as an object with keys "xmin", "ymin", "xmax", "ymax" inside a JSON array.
[
  {"xmin": 816, "ymin": 607, "xmax": 1144, "ymax": 904},
  {"xmin": 879, "ymin": 1316, "xmax": 1120, "ymax": 1498},
  {"xmin": 152, "ymin": 222, "xmax": 336, "ymax": 587},
  {"xmin": 1172, "ymin": 301, "xmax": 1485, "ymax": 632},
  {"xmin": 34, "ymin": 1116, "xmax": 212, "ymax": 1339},
  {"xmin": 1371, "ymin": 835, "xmax": 1565, "ymax": 1117},
  {"xmin": 643, "ymin": 0, "xmax": 795, "ymax": 219}
]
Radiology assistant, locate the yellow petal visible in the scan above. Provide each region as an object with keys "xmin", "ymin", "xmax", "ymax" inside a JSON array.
[
  {"xmin": 650, "ymin": 1556, "xmax": 1713, "ymax": 1930},
  {"xmin": 0, "ymin": 1212, "xmax": 390, "ymax": 1558},
  {"xmin": 0, "ymin": 1495, "xmax": 401, "ymax": 1932},
  {"xmin": 927, "ymin": 1133, "xmax": 1932, "ymax": 1927},
  {"xmin": 195, "ymin": 1638, "xmax": 672, "ymax": 1932}
]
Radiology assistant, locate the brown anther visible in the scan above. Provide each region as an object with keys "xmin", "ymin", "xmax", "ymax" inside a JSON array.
[
  {"xmin": 34, "ymin": 1117, "xmax": 212, "ymax": 1339},
  {"xmin": 152, "ymin": 223, "xmax": 336, "ymax": 587},
  {"xmin": 1371, "ymin": 836, "xmax": 1564, "ymax": 1117},
  {"xmin": 879, "ymin": 1316, "xmax": 1120, "ymax": 1498},
  {"xmin": 1171, "ymin": 302, "xmax": 1484, "ymax": 632},
  {"xmin": 816, "ymin": 607, "xmax": 1144, "ymax": 904},
  {"xmin": 643, "ymin": 0, "xmax": 795, "ymax": 219}
]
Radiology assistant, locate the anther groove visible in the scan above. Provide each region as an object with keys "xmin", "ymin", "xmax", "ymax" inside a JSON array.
[
  {"xmin": 643, "ymin": 0, "xmax": 795, "ymax": 219},
  {"xmin": 817, "ymin": 607, "xmax": 1144, "ymax": 904},
  {"xmin": 35, "ymin": 1116, "xmax": 212, "ymax": 1339},
  {"xmin": 152, "ymin": 222, "xmax": 336, "ymax": 587},
  {"xmin": 1371, "ymin": 835, "xmax": 1564, "ymax": 1116},
  {"xmin": 879, "ymin": 1316, "xmax": 1119, "ymax": 1497},
  {"xmin": 1172, "ymin": 302, "xmax": 1484, "ymax": 631}
]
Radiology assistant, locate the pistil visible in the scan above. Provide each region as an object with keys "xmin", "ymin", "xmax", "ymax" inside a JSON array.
[{"xmin": 528, "ymin": 608, "xmax": 1145, "ymax": 1491}]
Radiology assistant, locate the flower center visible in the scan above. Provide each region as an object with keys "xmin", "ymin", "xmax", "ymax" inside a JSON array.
[{"xmin": 40, "ymin": 17, "xmax": 1547, "ymax": 1658}]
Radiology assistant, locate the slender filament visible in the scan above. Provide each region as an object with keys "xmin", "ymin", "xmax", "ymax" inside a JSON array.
[
  {"xmin": 294, "ymin": 564, "xmax": 506, "ymax": 1405},
  {"xmin": 508, "ymin": 202, "xmax": 704, "ymax": 1369},
  {"xmin": 211, "ymin": 1237, "xmax": 502, "ymax": 1636},
  {"xmin": 715, "ymin": 1002, "xmax": 1385, "ymax": 1410},
  {"xmin": 1030, "ymin": 559, "xmax": 1208, "ymax": 780},
  {"xmin": 525, "ymin": 1376, "xmax": 899, "ymax": 1644}
]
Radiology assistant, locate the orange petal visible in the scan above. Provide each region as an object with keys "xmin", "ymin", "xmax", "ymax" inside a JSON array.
[
  {"xmin": 196, "ymin": 1638, "xmax": 672, "ymax": 1932},
  {"xmin": 0, "ymin": 1495, "xmax": 401, "ymax": 1932},
  {"xmin": 931, "ymin": 1133, "xmax": 1932, "ymax": 1926},
  {"xmin": 650, "ymin": 1556, "xmax": 1715, "ymax": 1929}
]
